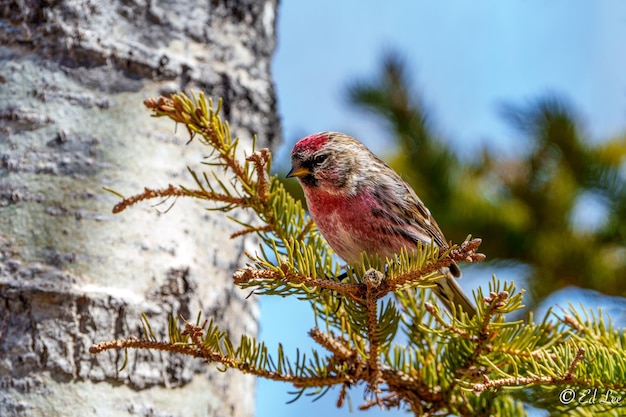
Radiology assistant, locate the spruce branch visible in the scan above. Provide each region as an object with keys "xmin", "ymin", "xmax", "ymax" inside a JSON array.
[
  {"xmin": 472, "ymin": 347, "xmax": 586, "ymax": 393},
  {"xmin": 91, "ymin": 91, "xmax": 626, "ymax": 416}
]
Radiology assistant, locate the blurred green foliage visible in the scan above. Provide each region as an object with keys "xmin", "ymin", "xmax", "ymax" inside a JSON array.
[{"xmin": 342, "ymin": 51, "xmax": 626, "ymax": 306}]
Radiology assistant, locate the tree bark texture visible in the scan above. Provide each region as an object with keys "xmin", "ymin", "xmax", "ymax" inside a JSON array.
[{"xmin": 0, "ymin": 1, "xmax": 280, "ymax": 416}]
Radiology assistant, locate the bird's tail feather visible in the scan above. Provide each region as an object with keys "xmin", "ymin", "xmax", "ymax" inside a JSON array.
[{"xmin": 433, "ymin": 268, "xmax": 477, "ymax": 319}]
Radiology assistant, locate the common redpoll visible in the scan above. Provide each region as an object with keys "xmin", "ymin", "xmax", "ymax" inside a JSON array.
[{"xmin": 287, "ymin": 132, "xmax": 476, "ymax": 318}]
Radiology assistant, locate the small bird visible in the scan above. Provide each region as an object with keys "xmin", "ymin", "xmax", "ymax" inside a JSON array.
[{"xmin": 287, "ymin": 131, "xmax": 476, "ymax": 318}]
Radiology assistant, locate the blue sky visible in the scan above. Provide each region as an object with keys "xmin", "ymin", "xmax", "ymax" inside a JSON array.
[
  {"xmin": 256, "ymin": 2, "xmax": 626, "ymax": 417},
  {"xmin": 272, "ymin": 0, "xmax": 626, "ymax": 160}
]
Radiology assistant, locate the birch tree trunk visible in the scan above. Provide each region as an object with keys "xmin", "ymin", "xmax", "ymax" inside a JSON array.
[{"xmin": 0, "ymin": 1, "xmax": 279, "ymax": 416}]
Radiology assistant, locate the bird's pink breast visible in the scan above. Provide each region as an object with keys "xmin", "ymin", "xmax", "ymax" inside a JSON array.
[{"xmin": 303, "ymin": 186, "xmax": 405, "ymax": 264}]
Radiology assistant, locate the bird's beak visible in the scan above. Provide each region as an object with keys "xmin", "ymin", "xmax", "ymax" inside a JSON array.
[{"xmin": 286, "ymin": 166, "xmax": 311, "ymax": 178}]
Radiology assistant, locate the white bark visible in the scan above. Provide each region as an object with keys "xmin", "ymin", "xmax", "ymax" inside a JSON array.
[{"xmin": 0, "ymin": 1, "xmax": 279, "ymax": 416}]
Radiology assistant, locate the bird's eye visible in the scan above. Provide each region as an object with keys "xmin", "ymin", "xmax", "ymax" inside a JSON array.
[{"xmin": 313, "ymin": 154, "xmax": 328, "ymax": 166}]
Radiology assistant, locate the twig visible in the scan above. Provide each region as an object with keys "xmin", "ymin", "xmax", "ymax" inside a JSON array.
[
  {"xmin": 473, "ymin": 347, "xmax": 586, "ymax": 393},
  {"xmin": 246, "ymin": 149, "xmax": 271, "ymax": 205},
  {"xmin": 384, "ymin": 238, "xmax": 485, "ymax": 293},
  {"xmin": 364, "ymin": 269, "xmax": 383, "ymax": 387},
  {"xmin": 230, "ymin": 224, "xmax": 274, "ymax": 239},
  {"xmin": 111, "ymin": 184, "xmax": 248, "ymax": 213},
  {"xmin": 232, "ymin": 267, "xmax": 363, "ymax": 299},
  {"xmin": 89, "ymin": 338, "xmax": 204, "ymax": 357},
  {"xmin": 309, "ymin": 328, "xmax": 356, "ymax": 361},
  {"xmin": 564, "ymin": 347, "xmax": 586, "ymax": 380},
  {"xmin": 112, "ymin": 185, "xmax": 186, "ymax": 213}
]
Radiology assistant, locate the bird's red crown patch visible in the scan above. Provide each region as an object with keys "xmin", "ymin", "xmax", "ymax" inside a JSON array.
[{"xmin": 293, "ymin": 132, "xmax": 332, "ymax": 153}]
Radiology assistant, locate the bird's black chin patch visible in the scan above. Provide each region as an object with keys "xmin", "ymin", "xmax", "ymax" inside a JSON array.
[{"xmin": 300, "ymin": 175, "xmax": 318, "ymax": 187}]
